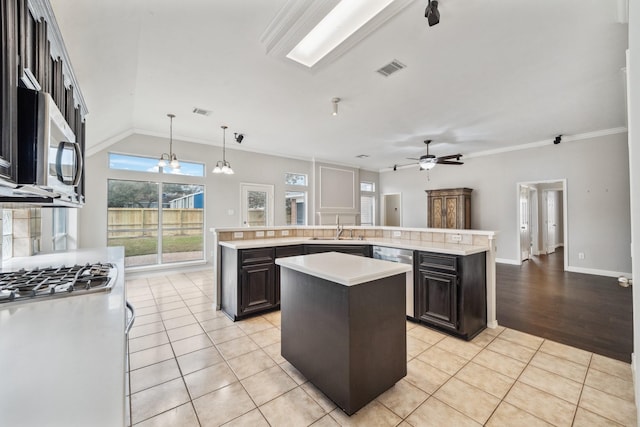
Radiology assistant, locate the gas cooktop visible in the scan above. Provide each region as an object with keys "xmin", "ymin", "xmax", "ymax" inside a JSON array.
[{"xmin": 0, "ymin": 263, "xmax": 117, "ymax": 304}]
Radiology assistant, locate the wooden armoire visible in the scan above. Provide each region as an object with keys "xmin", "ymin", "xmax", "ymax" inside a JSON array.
[{"xmin": 425, "ymin": 188, "xmax": 472, "ymax": 229}]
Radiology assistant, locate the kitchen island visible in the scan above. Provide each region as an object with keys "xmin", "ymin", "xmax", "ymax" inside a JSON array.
[{"xmin": 276, "ymin": 252, "xmax": 411, "ymax": 415}]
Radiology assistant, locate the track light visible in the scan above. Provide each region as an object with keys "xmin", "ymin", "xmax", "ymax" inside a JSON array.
[
  {"xmin": 234, "ymin": 133, "xmax": 244, "ymax": 143},
  {"xmin": 393, "ymin": 165, "xmax": 397, "ymax": 171},
  {"xmin": 332, "ymin": 97, "xmax": 340, "ymax": 116},
  {"xmin": 554, "ymin": 135, "xmax": 562, "ymax": 144},
  {"xmin": 425, "ymin": 0, "xmax": 440, "ymax": 27}
]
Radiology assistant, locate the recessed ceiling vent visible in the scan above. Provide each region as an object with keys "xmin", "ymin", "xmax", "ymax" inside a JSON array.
[
  {"xmin": 192, "ymin": 107, "xmax": 212, "ymax": 116},
  {"xmin": 376, "ymin": 59, "xmax": 406, "ymax": 77}
]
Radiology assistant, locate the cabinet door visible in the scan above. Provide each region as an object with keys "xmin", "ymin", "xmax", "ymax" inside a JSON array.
[
  {"xmin": 445, "ymin": 197, "xmax": 458, "ymax": 228},
  {"xmin": 417, "ymin": 269, "xmax": 458, "ymax": 331},
  {"xmin": 240, "ymin": 263, "xmax": 275, "ymax": 315},
  {"xmin": 0, "ymin": 0, "xmax": 18, "ymax": 181},
  {"xmin": 431, "ymin": 197, "xmax": 443, "ymax": 228}
]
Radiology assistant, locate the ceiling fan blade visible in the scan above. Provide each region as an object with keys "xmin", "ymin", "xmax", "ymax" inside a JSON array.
[
  {"xmin": 406, "ymin": 157, "xmax": 420, "ymax": 161},
  {"xmin": 436, "ymin": 154, "xmax": 463, "ymax": 161},
  {"xmin": 437, "ymin": 160, "xmax": 464, "ymax": 165}
]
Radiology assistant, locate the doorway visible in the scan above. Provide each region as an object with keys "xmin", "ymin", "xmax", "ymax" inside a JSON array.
[
  {"xmin": 516, "ymin": 180, "xmax": 567, "ymax": 270},
  {"xmin": 382, "ymin": 193, "xmax": 402, "ymax": 226},
  {"xmin": 241, "ymin": 183, "xmax": 274, "ymax": 227}
]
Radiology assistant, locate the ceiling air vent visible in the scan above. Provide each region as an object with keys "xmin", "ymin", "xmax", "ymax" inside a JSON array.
[
  {"xmin": 193, "ymin": 107, "xmax": 212, "ymax": 116},
  {"xmin": 376, "ymin": 59, "xmax": 406, "ymax": 77}
]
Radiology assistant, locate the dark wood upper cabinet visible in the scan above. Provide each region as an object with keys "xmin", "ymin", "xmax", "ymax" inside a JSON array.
[{"xmin": 1, "ymin": 0, "xmax": 19, "ymax": 181}]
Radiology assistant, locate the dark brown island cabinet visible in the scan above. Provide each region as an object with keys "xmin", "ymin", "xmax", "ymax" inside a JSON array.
[{"xmin": 415, "ymin": 251, "xmax": 486, "ymax": 340}]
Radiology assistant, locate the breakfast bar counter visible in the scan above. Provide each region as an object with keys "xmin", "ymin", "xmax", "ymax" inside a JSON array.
[{"xmin": 276, "ymin": 252, "xmax": 410, "ymax": 415}]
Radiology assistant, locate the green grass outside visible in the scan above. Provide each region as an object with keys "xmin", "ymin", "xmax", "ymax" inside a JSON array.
[{"xmin": 108, "ymin": 235, "xmax": 203, "ymax": 257}]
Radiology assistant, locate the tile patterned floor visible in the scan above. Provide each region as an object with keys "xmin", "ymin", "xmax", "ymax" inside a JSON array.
[{"xmin": 126, "ymin": 271, "xmax": 637, "ymax": 426}]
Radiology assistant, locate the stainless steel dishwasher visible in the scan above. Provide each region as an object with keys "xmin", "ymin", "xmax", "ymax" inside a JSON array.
[{"xmin": 372, "ymin": 246, "xmax": 415, "ymax": 319}]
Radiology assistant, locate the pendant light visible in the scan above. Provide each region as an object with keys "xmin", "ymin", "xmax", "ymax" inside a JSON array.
[
  {"xmin": 212, "ymin": 125, "xmax": 234, "ymax": 175},
  {"xmin": 157, "ymin": 113, "xmax": 180, "ymax": 170}
]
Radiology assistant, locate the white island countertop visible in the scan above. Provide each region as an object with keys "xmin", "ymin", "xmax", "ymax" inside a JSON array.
[
  {"xmin": 220, "ymin": 237, "xmax": 488, "ymax": 256},
  {"xmin": 276, "ymin": 252, "xmax": 412, "ymax": 286},
  {"xmin": 0, "ymin": 247, "xmax": 126, "ymax": 427}
]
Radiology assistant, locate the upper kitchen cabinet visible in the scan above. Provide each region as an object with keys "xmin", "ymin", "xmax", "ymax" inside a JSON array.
[
  {"xmin": 426, "ymin": 188, "xmax": 473, "ymax": 229},
  {"xmin": 1, "ymin": 0, "xmax": 19, "ymax": 182},
  {"xmin": 1, "ymin": 0, "xmax": 87, "ymax": 198}
]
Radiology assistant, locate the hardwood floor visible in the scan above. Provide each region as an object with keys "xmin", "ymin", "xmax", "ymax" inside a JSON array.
[{"xmin": 496, "ymin": 248, "xmax": 633, "ymax": 362}]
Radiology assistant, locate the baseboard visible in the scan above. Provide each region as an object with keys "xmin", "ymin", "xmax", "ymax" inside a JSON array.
[
  {"xmin": 496, "ymin": 258, "xmax": 521, "ymax": 265},
  {"xmin": 487, "ymin": 320, "xmax": 499, "ymax": 329},
  {"xmin": 565, "ymin": 265, "xmax": 631, "ymax": 278}
]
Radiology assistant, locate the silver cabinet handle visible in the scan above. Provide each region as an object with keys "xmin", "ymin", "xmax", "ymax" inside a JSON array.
[{"xmin": 125, "ymin": 301, "xmax": 136, "ymax": 334}]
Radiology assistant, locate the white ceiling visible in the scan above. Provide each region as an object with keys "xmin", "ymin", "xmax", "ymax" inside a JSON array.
[{"xmin": 49, "ymin": 0, "xmax": 628, "ymax": 171}]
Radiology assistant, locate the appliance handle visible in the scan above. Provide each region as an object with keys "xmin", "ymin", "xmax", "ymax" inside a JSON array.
[
  {"xmin": 55, "ymin": 141, "xmax": 82, "ymax": 185},
  {"xmin": 125, "ymin": 301, "xmax": 136, "ymax": 334}
]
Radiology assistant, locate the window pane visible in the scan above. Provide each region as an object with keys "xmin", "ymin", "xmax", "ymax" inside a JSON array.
[
  {"xmin": 361, "ymin": 195, "xmax": 375, "ymax": 226},
  {"xmin": 161, "ymin": 184, "xmax": 205, "ymax": 263},
  {"xmin": 285, "ymin": 191, "xmax": 306, "ymax": 225},
  {"xmin": 360, "ymin": 181, "xmax": 375, "ymax": 192},
  {"xmin": 107, "ymin": 179, "xmax": 159, "ymax": 267},
  {"xmin": 108, "ymin": 153, "xmax": 205, "ymax": 177},
  {"xmin": 284, "ymin": 173, "xmax": 307, "ymax": 186},
  {"xmin": 247, "ymin": 190, "xmax": 267, "ymax": 226}
]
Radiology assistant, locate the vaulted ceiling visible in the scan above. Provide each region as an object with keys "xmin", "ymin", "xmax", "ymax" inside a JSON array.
[{"xmin": 50, "ymin": 0, "xmax": 628, "ymax": 170}]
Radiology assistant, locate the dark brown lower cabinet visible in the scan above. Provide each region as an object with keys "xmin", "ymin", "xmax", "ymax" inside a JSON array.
[
  {"xmin": 274, "ymin": 245, "xmax": 305, "ymax": 305},
  {"xmin": 240, "ymin": 262, "xmax": 275, "ymax": 316},
  {"xmin": 304, "ymin": 244, "xmax": 371, "ymax": 257},
  {"xmin": 416, "ymin": 251, "xmax": 486, "ymax": 340}
]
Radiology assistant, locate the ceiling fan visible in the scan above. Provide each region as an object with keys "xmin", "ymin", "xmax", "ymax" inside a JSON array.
[{"xmin": 407, "ymin": 140, "xmax": 464, "ymax": 170}]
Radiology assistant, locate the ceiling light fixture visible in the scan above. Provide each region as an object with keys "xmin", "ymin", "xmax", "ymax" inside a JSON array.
[
  {"xmin": 157, "ymin": 113, "xmax": 180, "ymax": 170},
  {"xmin": 287, "ymin": 0, "xmax": 396, "ymax": 68},
  {"xmin": 332, "ymin": 97, "xmax": 340, "ymax": 116},
  {"xmin": 212, "ymin": 125, "xmax": 234, "ymax": 175},
  {"xmin": 419, "ymin": 157, "xmax": 437, "ymax": 170},
  {"xmin": 425, "ymin": 0, "xmax": 440, "ymax": 27}
]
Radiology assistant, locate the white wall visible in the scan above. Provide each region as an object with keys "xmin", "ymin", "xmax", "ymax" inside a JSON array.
[{"xmin": 380, "ymin": 132, "xmax": 631, "ymax": 275}]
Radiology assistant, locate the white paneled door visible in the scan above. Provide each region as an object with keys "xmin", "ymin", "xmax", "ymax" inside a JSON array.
[{"xmin": 519, "ymin": 186, "xmax": 531, "ymax": 262}]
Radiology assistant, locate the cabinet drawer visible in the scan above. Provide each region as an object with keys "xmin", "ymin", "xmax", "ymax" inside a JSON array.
[
  {"xmin": 275, "ymin": 245, "xmax": 304, "ymax": 258},
  {"xmin": 418, "ymin": 252, "xmax": 457, "ymax": 272},
  {"xmin": 240, "ymin": 248, "xmax": 275, "ymax": 265}
]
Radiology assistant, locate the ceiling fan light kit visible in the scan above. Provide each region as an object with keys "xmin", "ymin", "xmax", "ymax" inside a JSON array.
[{"xmin": 406, "ymin": 140, "xmax": 463, "ymax": 171}]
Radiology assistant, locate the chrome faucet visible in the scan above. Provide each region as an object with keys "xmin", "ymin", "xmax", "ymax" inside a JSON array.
[{"xmin": 336, "ymin": 216, "xmax": 344, "ymax": 239}]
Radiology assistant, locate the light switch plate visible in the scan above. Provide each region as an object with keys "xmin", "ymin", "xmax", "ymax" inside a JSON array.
[
  {"xmin": 255, "ymin": 231, "xmax": 264, "ymax": 237},
  {"xmin": 233, "ymin": 232, "xmax": 244, "ymax": 238},
  {"xmin": 267, "ymin": 230, "xmax": 275, "ymax": 237}
]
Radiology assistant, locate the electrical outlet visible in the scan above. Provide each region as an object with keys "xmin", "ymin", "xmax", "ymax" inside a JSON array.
[
  {"xmin": 255, "ymin": 231, "xmax": 264, "ymax": 237},
  {"xmin": 282, "ymin": 230, "xmax": 289, "ymax": 236},
  {"xmin": 267, "ymin": 230, "xmax": 275, "ymax": 237},
  {"xmin": 393, "ymin": 231, "xmax": 402, "ymax": 237},
  {"xmin": 233, "ymin": 232, "xmax": 244, "ymax": 238},
  {"xmin": 451, "ymin": 234, "xmax": 462, "ymax": 242},
  {"xmin": 578, "ymin": 252, "xmax": 585, "ymax": 260}
]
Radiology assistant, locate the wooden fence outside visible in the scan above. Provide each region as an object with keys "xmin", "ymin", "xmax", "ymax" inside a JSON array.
[{"xmin": 108, "ymin": 208, "xmax": 203, "ymax": 238}]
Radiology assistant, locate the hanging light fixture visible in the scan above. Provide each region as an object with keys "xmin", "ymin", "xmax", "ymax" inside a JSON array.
[
  {"xmin": 212, "ymin": 125, "xmax": 234, "ymax": 175},
  {"xmin": 157, "ymin": 113, "xmax": 180, "ymax": 170},
  {"xmin": 332, "ymin": 97, "xmax": 340, "ymax": 116}
]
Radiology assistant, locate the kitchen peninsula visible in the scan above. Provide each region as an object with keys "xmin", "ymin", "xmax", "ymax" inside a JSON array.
[
  {"xmin": 212, "ymin": 226, "xmax": 498, "ymax": 335},
  {"xmin": 277, "ymin": 252, "xmax": 410, "ymax": 414}
]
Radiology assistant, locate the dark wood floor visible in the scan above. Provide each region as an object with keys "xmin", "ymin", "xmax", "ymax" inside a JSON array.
[{"xmin": 496, "ymin": 248, "xmax": 633, "ymax": 362}]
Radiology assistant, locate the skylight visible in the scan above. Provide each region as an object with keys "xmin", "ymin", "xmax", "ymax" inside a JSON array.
[{"xmin": 286, "ymin": 0, "xmax": 396, "ymax": 68}]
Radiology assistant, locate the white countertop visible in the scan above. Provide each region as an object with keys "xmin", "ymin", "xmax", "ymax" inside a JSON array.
[
  {"xmin": 219, "ymin": 237, "xmax": 488, "ymax": 256},
  {"xmin": 276, "ymin": 252, "xmax": 412, "ymax": 286},
  {"xmin": 0, "ymin": 247, "xmax": 126, "ymax": 427}
]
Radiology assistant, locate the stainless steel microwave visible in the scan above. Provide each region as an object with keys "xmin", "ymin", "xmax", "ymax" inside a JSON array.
[{"xmin": 17, "ymin": 87, "xmax": 83, "ymax": 203}]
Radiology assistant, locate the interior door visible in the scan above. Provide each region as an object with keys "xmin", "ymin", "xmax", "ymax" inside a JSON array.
[
  {"xmin": 547, "ymin": 191, "xmax": 558, "ymax": 253},
  {"xmin": 383, "ymin": 193, "xmax": 401, "ymax": 226},
  {"xmin": 241, "ymin": 183, "xmax": 274, "ymax": 227},
  {"xmin": 519, "ymin": 186, "xmax": 531, "ymax": 261}
]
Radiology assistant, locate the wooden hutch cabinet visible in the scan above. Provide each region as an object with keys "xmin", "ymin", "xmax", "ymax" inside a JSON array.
[{"xmin": 426, "ymin": 188, "xmax": 472, "ymax": 229}]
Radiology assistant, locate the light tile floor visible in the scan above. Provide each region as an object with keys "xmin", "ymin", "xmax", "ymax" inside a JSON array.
[{"xmin": 126, "ymin": 271, "xmax": 637, "ymax": 426}]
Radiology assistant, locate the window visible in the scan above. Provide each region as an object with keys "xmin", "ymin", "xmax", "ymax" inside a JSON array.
[
  {"xmin": 360, "ymin": 181, "xmax": 376, "ymax": 226},
  {"xmin": 285, "ymin": 191, "xmax": 307, "ymax": 225},
  {"xmin": 107, "ymin": 179, "xmax": 205, "ymax": 267},
  {"xmin": 284, "ymin": 172, "xmax": 307, "ymax": 186},
  {"xmin": 52, "ymin": 208, "xmax": 68, "ymax": 251},
  {"xmin": 109, "ymin": 153, "xmax": 205, "ymax": 177}
]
